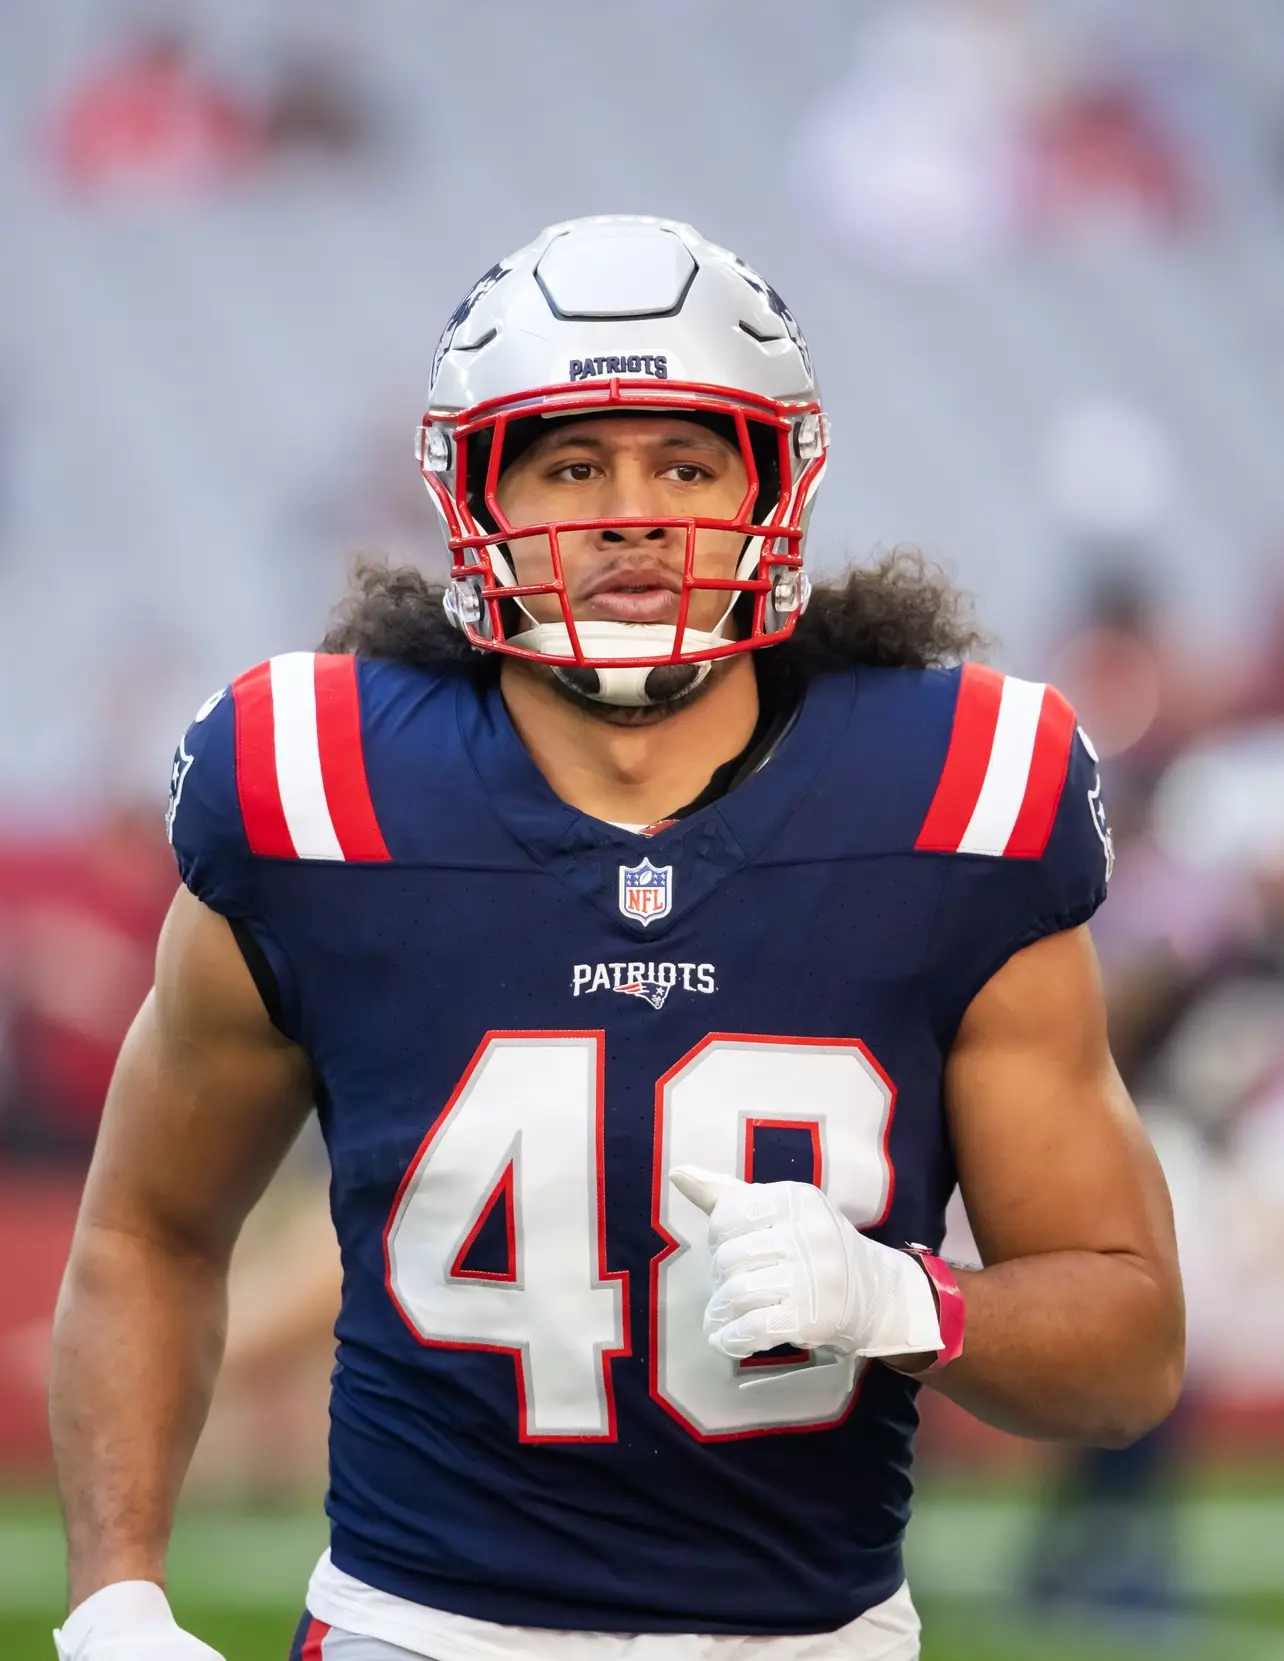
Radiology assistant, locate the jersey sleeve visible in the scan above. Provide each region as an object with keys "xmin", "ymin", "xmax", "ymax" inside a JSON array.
[
  {"xmin": 166, "ymin": 683, "xmax": 255, "ymax": 917},
  {"xmin": 922, "ymin": 678, "xmax": 1113, "ymax": 1035},
  {"xmin": 165, "ymin": 675, "xmax": 303, "ymax": 1039}
]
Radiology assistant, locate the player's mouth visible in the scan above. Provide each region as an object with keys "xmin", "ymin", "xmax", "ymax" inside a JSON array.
[{"xmin": 581, "ymin": 567, "xmax": 682, "ymax": 624}]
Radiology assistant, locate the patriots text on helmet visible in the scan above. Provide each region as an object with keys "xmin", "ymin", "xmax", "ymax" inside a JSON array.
[{"xmin": 568, "ymin": 354, "xmax": 668, "ymax": 382}]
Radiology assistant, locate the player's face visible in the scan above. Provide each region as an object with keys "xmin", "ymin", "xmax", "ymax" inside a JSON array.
[{"xmin": 493, "ymin": 416, "xmax": 750, "ymax": 634}]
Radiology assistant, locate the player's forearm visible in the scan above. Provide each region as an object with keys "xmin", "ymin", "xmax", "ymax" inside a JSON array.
[
  {"xmin": 898, "ymin": 1249, "xmax": 1184, "ymax": 1446},
  {"xmin": 50, "ymin": 1221, "xmax": 228, "ymax": 1607}
]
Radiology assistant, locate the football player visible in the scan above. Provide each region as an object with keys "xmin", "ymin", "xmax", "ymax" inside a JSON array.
[{"xmin": 50, "ymin": 217, "xmax": 1183, "ymax": 1661}]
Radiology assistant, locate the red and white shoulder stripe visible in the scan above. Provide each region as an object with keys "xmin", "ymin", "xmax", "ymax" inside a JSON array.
[
  {"xmin": 231, "ymin": 653, "xmax": 390, "ymax": 862},
  {"xmin": 915, "ymin": 663, "xmax": 1077, "ymax": 859}
]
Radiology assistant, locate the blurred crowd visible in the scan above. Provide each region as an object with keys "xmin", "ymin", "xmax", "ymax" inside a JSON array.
[
  {"xmin": 41, "ymin": 25, "xmax": 379, "ymax": 197},
  {"xmin": 1050, "ymin": 559, "xmax": 1284, "ymax": 1401},
  {"xmin": 796, "ymin": 0, "xmax": 1236, "ymax": 271}
]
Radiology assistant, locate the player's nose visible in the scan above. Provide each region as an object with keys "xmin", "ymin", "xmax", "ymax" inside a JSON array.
[
  {"xmin": 598, "ymin": 524, "xmax": 670, "ymax": 546},
  {"xmin": 592, "ymin": 462, "xmax": 679, "ymax": 546}
]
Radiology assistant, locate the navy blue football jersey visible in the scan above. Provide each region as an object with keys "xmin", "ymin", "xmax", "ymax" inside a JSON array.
[{"xmin": 168, "ymin": 652, "xmax": 1110, "ymax": 1636}]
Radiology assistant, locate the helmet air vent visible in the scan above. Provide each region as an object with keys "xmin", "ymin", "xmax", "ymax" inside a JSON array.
[
  {"xmin": 738, "ymin": 319, "xmax": 785, "ymax": 344},
  {"xmin": 534, "ymin": 224, "xmax": 697, "ymax": 321},
  {"xmin": 452, "ymin": 326, "xmax": 497, "ymax": 353}
]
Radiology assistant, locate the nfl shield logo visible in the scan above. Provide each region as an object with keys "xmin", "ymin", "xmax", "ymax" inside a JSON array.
[{"xmin": 618, "ymin": 857, "xmax": 673, "ymax": 927}]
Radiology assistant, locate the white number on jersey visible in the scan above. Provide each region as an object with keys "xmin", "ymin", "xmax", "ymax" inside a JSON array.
[
  {"xmin": 386, "ymin": 1031, "xmax": 895, "ymax": 1441},
  {"xmin": 385, "ymin": 1033, "xmax": 626, "ymax": 1441},
  {"xmin": 654, "ymin": 1035, "xmax": 894, "ymax": 1437}
]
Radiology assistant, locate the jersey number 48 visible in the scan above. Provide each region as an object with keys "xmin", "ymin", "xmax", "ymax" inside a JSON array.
[{"xmin": 384, "ymin": 1032, "xmax": 895, "ymax": 1442}]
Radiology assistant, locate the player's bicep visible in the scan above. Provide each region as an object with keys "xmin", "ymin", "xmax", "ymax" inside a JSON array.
[
  {"xmin": 944, "ymin": 925, "xmax": 1179, "ymax": 1281},
  {"xmin": 80, "ymin": 885, "xmax": 315, "ymax": 1262}
]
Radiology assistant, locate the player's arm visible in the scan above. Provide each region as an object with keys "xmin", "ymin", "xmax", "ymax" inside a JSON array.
[
  {"xmin": 911, "ymin": 922, "xmax": 1183, "ymax": 1444},
  {"xmin": 674, "ymin": 693, "xmax": 1181, "ymax": 1446},
  {"xmin": 674, "ymin": 927, "xmax": 1182, "ymax": 1449},
  {"xmin": 50, "ymin": 884, "xmax": 314, "ymax": 1619}
]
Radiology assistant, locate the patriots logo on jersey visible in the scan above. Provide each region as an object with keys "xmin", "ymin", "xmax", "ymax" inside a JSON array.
[
  {"xmin": 165, "ymin": 739, "xmax": 193, "ymax": 845},
  {"xmin": 1089, "ymin": 778, "xmax": 1115, "ymax": 883},
  {"xmin": 617, "ymin": 979, "xmax": 672, "ymax": 1009},
  {"xmin": 1078, "ymin": 725, "xmax": 1114, "ymax": 883},
  {"xmin": 166, "ymin": 687, "xmax": 226, "ymax": 844},
  {"xmin": 618, "ymin": 858, "xmax": 672, "ymax": 926}
]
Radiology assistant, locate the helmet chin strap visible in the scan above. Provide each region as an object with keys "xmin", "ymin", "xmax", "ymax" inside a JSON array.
[{"xmin": 510, "ymin": 621, "xmax": 724, "ymax": 707}]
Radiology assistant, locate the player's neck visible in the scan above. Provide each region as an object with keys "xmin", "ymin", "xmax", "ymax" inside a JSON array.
[{"xmin": 499, "ymin": 655, "xmax": 759, "ymax": 828}]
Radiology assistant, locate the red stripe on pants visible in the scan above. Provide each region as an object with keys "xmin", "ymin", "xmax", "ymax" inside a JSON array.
[{"xmin": 302, "ymin": 1616, "xmax": 331, "ymax": 1659}]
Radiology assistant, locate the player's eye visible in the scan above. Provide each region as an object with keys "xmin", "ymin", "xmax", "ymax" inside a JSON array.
[
  {"xmin": 552, "ymin": 460, "xmax": 599, "ymax": 483},
  {"xmin": 663, "ymin": 463, "xmax": 712, "ymax": 484}
]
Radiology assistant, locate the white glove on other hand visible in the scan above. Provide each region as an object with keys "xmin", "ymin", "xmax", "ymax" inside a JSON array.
[
  {"xmin": 669, "ymin": 1165, "xmax": 943, "ymax": 1362},
  {"xmin": 53, "ymin": 1581, "xmax": 226, "ymax": 1661}
]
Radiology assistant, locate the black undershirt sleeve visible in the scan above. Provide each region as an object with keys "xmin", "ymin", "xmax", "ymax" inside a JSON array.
[{"xmin": 228, "ymin": 917, "xmax": 288, "ymax": 1035}]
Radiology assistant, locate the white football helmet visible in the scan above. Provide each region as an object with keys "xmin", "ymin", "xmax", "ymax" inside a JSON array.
[{"xmin": 418, "ymin": 215, "xmax": 828, "ymax": 705}]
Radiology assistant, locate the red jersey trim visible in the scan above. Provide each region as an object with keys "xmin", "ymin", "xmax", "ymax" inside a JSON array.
[
  {"xmin": 314, "ymin": 654, "xmax": 391, "ymax": 862},
  {"xmin": 1002, "ymin": 683, "xmax": 1077, "ymax": 858},
  {"xmin": 914, "ymin": 662, "xmax": 1004, "ymax": 853},
  {"xmin": 916, "ymin": 666, "xmax": 1078, "ymax": 860},
  {"xmin": 231, "ymin": 654, "xmax": 390, "ymax": 862},
  {"xmin": 232, "ymin": 660, "xmax": 295, "ymax": 857}
]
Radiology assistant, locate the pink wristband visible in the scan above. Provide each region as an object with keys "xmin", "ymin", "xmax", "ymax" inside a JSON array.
[{"xmin": 905, "ymin": 1247, "xmax": 965, "ymax": 1371}]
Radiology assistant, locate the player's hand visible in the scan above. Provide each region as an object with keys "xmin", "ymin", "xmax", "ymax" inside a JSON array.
[
  {"xmin": 53, "ymin": 1581, "xmax": 226, "ymax": 1661},
  {"xmin": 668, "ymin": 1166, "xmax": 943, "ymax": 1362}
]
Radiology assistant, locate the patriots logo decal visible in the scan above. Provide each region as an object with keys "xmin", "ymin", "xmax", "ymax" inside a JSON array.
[
  {"xmin": 729, "ymin": 257, "xmax": 813, "ymax": 379},
  {"xmin": 431, "ymin": 261, "xmax": 510, "ymax": 386},
  {"xmin": 618, "ymin": 979, "xmax": 672, "ymax": 1010}
]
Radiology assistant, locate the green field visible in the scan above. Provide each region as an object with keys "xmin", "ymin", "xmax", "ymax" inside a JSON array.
[{"xmin": 6, "ymin": 1483, "xmax": 1283, "ymax": 1660}]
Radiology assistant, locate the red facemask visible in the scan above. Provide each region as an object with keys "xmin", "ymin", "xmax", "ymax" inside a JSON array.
[{"xmin": 419, "ymin": 374, "xmax": 828, "ymax": 674}]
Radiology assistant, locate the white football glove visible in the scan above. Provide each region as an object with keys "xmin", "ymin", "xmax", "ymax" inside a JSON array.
[
  {"xmin": 53, "ymin": 1581, "xmax": 225, "ymax": 1661},
  {"xmin": 669, "ymin": 1166, "xmax": 943, "ymax": 1362}
]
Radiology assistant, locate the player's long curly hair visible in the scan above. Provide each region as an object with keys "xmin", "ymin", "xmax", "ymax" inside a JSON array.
[{"xmin": 320, "ymin": 551, "xmax": 986, "ymax": 686}]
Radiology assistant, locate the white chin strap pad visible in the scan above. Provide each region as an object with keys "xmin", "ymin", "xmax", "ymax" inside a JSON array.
[
  {"xmin": 585, "ymin": 662, "xmax": 713, "ymax": 707},
  {"xmin": 511, "ymin": 621, "xmax": 723, "ymax": 707}
]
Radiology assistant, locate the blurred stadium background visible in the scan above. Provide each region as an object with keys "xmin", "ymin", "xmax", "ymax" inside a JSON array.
[{"xmin": 3, "ymin": 0, "xmax": 1284, "ymax": 1656}]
